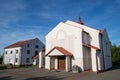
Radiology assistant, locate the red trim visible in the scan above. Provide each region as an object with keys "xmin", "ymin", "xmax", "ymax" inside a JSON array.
[
  {"xmin": 32, "ymin": 54, "xmax": 39, "ymax": 59},
  {"xmin": 32, "ymin": 48, "xmax": 45, "ymax": 59},
  {"xmin": 46, "ymin": 46, "xmax": 73, "ymax": 56},
  {"xmin": 99, "ymin": 29, "xmax": 105, "ymax": 34},
  {"xmin": 78, "ymin": 17, "xmax": 84, "ymax": 25},
  {"xmin": 83, "ymin": 43, "xmax": 100, "ymax": 50}
]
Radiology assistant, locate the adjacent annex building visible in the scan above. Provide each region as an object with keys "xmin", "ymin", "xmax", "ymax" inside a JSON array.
[
  {"xmin": 45, "ymin": 18, "xmax": 112, "ymax": 72},
  {"xmin": 3, "ymin": 38, "xmax": 44, "ymax": 66}
]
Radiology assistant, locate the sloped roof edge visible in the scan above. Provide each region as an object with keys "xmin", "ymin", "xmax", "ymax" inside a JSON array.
[
  {"xmin": 46, "ymin": 46, "xmax": 73, "ymax": 56},
  {"xmin": 4, "ymin": 38, "xmax": 35, "ymax": 49}
]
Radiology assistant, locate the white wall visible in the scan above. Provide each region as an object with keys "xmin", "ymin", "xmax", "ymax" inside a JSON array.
[
  {"xmin": 66, "ymin": 20, "xmax": 100, "ymax": 48},
  {"xmin": 101, "ymin": 30, "xmax": 112, "ymax": 70},
  {"xmin": 3, "ymin": 47, "xmax": 21, "ymax": 65},
  {"xmin": 3, "ymin": 38, "xmax": 45, "ymax": 65},
  {"xmin": 45, "ymin": 22, "xmax": 84, "ymax": 71},
  {"xmin": 20, "ymin": 38, "xmax": 44, "ymax": 65},
  {"xmin": 45, "ymin": 20, "xmax": 112, "ymax": 72}
]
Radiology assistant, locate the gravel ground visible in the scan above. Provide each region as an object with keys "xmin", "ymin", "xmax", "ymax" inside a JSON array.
[{"xmin": 0, "ymin": 65, "xmax": 120, "ymax": 80}]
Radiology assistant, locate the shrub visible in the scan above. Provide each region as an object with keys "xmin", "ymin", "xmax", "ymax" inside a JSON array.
[
  {"xmin": 7, "ymin": 64, "xmax": 13, "ymax": 69},
  {"xmin": 0, "ymin": 64, "xmax": 7, "ymax": 70}
]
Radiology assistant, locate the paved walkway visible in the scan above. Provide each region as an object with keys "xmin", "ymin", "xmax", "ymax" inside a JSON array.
[{"xmin": 0, "ymin": 66, "xmax": 120, "ymax": 80}]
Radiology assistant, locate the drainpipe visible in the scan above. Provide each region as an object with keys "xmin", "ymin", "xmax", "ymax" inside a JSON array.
[
  {"xmin": 96, "ymin": 51, "xmax": 98, "ymax": 73},
  {"xmin": 100, "ymin": 34, "xmax": 105, "ymax": 71}
]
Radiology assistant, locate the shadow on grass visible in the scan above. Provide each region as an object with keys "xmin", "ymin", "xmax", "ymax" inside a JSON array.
[
  {"xmin": 103, "ymin": 64, "xmax": 120, "ymax": 73},
  {"xmin": 111, "ymin": 64, "xmax": 120, "ymax": 70},
  {"xmin": 25, "ymin": 76, "xmax": 64, "ymax": 80},
  {"xmin": 0, "ymin": 76, "xmax": 14, "ymax": 80}
]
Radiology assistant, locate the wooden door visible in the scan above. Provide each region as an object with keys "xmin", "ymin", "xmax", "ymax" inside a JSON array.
[
  {"xmin": 83, "ymin": 47, "xmax": 92, "ymax": 70},
  {"xmin": 58, "ymin": 56, "xmax": 66, "ymax": 70}
]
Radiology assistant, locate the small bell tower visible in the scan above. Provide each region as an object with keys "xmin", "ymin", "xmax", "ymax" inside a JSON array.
[{"xmin": 78, "ymin": 16, "xmax": 84, "ymax": 25}]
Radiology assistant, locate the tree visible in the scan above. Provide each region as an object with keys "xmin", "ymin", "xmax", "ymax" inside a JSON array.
[
  {"xmin": 111, "ymin": 44, "xmax": 120, "ymax": 65},
  {"xmin": 0, "ymin": 54, "xmax": 4, "ymax": 64}
]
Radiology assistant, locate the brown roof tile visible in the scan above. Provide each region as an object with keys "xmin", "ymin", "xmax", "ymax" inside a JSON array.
[
  {"xmin": 46, "ymin": 46, "xmax": 73, "ymax": 56},
  {"xmin": 4, "ymin": 39, "xmax": 34, "ymax": 49},
  {"xmin": 83, "ymin": 43, "xmax": 100, "ymax": 50}
]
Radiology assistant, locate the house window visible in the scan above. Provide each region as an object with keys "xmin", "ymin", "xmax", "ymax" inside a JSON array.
[
  {"xmin": 5, "ymin": 51, "xmax": 7, "ymax": 54},
  {"xmin": 82, "ymin": 31, "xmax": 90, "ymax": 44},
  {"xmin": 11, "ymin": 51, "xmax": 12, "ymax": 54},
  {"xmin": 26, "ymin": 58, "xmax": 30, "ymax": 63},
  {"xmin": 27, "ymin": 44, "xmax": 30, "ymax": 47},
  {"xmin": 33, "ymin": 59, "xmax": 35, "ymax": 62},
  {"xmin": 35, "ymin": 45, "xmax": 39, "ymax": 48},
  {"xmin": 106, "ymin": 42, "xmax": 110, "ymax": 56},
  {"xmin": 27, "ymin": 50, "xmax": 30, "ymax": 54},
  {"xmin": 35, "ymin": 51, "xmax": 38, "ymax": 55},
  {"xmin": 16, "ymin": 50, "xmax": 18, "ymax": 54},
  {"xmin": 15, "ymin": 58, "xmax": 18, "ymax": 62}
]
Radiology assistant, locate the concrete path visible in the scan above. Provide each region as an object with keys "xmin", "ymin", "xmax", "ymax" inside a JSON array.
[{"xmin": 0, "ymin": 66, "xmax": 120, "ymax": 80}]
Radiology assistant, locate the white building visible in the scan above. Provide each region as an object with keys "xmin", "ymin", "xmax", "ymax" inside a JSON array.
[
  {"xmin": 3, "ymin": 38, "xmax": 44, "ymax": 66},
  {"xmin": 45, "ymin": 17, "xmax": 112, "ymax": 72},
  {"xmin": 33, "ymin": 48, "xmax": 45, "ymax": 66}
]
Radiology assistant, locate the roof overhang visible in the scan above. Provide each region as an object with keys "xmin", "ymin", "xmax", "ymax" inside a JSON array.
[
  {"xmin": 46, "ymin": 46, "xmax": 73, "ymax": 57},
  {"xmin": 83, "ymin": 43, "xmax": 100, "ymax": 51}
]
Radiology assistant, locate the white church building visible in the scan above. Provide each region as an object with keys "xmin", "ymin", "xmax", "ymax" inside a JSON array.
[
  {"xmin": 3, "ymin": 38, "xmax": 44, "ymax": 66},
  {"xmin": 44, "ymin": 17, "xmax": 112, "ymax": 72}
]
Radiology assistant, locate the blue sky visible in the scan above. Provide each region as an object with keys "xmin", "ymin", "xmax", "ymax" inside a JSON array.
[{"xmin": 0, "ymin": 0, "xmax": 120, "ymax": 55}]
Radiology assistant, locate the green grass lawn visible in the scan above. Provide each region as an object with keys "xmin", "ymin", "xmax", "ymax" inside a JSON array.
[{"xmin": 0, "ymin": 64, "xmax": 36, "ymax": 70}]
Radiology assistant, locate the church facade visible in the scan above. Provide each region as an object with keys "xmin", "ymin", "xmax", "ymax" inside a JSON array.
[{"xmin": 44, "ymin": 18, "xmax": 112, "ymax": 72}]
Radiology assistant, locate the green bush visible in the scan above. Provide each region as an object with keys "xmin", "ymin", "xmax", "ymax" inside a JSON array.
[
  {"xmin": 0, "ymin": 65, "xmax": 7, "ymax": 70},
  {"xmin": 111, "ymin": 44, "xmax": 120, "ymax": 65}
]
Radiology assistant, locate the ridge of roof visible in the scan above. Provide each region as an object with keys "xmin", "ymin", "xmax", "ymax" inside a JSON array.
[
  {"xmin": 4, "ymin": 38, "xmax": 35, "ymax": 49},
  {"xmin": 65, "ymin": 20, "xmax": 99, "ymax": 32}
]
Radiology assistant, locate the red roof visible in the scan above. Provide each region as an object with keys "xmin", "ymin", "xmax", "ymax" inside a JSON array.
[
  {"xmin": 99, "ymin": 29, "xmax": 105, "ymax": 34},
  {"xmin": 46, "ymin": 46, "xmax": 73, "ymax": 56},
  {"xmin": 32, "ymin": 48, "xmax": 45, "ymax": 59},
  {"xmin": 32, "ymin": 54, "xmax": 39, "ymax": 59},
  {"xmin": 83, "ymin": 43, "xmax": 100, "ymax": 50},
  {"xmin": 4, "ymin": 39, "xmax": 34, "ymax": 49},
  {"xmin": 78, "ymin": 17, "xmax": 84, "ymax": 25}
]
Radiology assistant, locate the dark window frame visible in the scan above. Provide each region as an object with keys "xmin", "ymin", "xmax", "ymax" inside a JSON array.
[
  {"xmin": 16, "ymin": 50, "xmax": 18, "ymax": 54},
  {"xmin": 27, "ymin": 50, "xmax": 30, "ymax": 54},
  {"xmin": 27, "ymin": 44, "xmax": 30, "ymax": 47},
  {"xmin": 11, "ymin": 51, "xmax": 12, "ymax": 54},
  {"xmin": 5, "ymin": 51, "xmax": 7, "ymax": 54},
  {"xmin": 35, "ymin": 51, "xmax": 38, "ymax": 55},
  {"xmin": 15, "ymin": 58, "xmax": 18, "ymax": 62},
  {"xmin": 35, "ymin": 45, "xmax": 39, "ymax": 48},
  {"xmin": 26, "ymin": 58, "xmax": 30, "ymax": 63}
]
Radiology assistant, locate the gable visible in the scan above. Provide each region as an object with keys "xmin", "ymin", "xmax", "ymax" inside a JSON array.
[
  {"xmin": 100, "ymin": 29, "xmax": 110, "ymax": 43},
  {"xmin": 47, "ymin": 49, "xmax": 64, "ymax": 56},
  {"xmin": 46, "ymin": 22, "xmax": 82, "ymax": 39},
  {"xmin": 46, "ymin": 46, "xmax": 73, "ymax": 56},
  {"xmin": 65, "ymin": 20, "xmax": 99, "ymax": 32}
]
